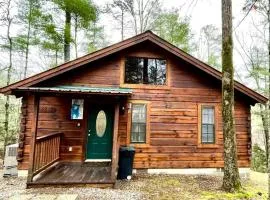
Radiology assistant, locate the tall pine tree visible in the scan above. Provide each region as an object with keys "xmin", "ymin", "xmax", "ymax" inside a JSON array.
[{"xmin": 52, "ymin": 0, "xmax": 96, "ymax": 62}]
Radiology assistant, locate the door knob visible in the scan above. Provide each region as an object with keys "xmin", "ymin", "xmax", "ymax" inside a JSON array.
[{"xmin": 88, "ymin": 134, "xmax": 90, "ymax": 136}]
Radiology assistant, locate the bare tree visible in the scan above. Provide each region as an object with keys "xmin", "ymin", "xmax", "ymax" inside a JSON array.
[
  {"xmin": 267, "ymin": 1, "xmax": 270, "ymax": 198},
  {"xmin": 241, "ymin": 1, "xmax": 270, "ymax": 197},
  {"xmin": 199, "ymin": 24, "xmax": 222, "ymax": 69},
  {"xmin": 111, "ymin": 0, "xmax": 161, "ymax": 35},
  {"xmin": 107, "ymin": 0, "xmax": 128, "ymax": 40},
  {"xmin": 0, "ymin": 0, "xmax": 14, "ymax": 155}
]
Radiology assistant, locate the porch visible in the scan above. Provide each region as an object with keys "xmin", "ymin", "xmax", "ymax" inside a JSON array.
[
  {"xmin": 26, "ymin": 127, "xmax": 118, "ymax": 188},
  {"xmin": 28, "ymin": 162, "xmax": 113, "ymax": 187},
  {"xmin": 17, "ymin": 86, "xmax": 132, "ymax": 187}
]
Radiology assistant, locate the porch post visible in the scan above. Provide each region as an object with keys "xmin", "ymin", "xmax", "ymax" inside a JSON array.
[
  {"xmin": 27, "ymin": 94, "xmax": 40, "ymax": 183},
  {"xmin": 111, "ymin": 103, "xmax": 120, "ymax": 181}
]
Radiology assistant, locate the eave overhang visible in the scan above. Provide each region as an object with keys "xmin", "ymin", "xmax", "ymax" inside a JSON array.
[{"xmin": 13, "ymin": 86, "xmax": 132, "ymax": 96}]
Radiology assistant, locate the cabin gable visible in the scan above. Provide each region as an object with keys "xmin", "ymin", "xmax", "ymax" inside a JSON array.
[{"xmin": 34, "ymin": 41, "xmax": 223, "ymax": 93}]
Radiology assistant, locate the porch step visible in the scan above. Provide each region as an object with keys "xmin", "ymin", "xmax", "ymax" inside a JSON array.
[{"xmin": 27, "ymin": 182, "xmax": 114, "ymax": 189}]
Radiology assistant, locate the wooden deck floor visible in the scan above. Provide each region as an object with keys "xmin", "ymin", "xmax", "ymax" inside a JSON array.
[{"xmin": 32, "ymin": 162, "xmax": 113, "ymax": 185}]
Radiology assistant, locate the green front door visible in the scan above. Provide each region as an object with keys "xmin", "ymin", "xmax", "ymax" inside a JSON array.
[{"xmin": 86, "ymin": 105, "xmax": 114, "ymax": 159}]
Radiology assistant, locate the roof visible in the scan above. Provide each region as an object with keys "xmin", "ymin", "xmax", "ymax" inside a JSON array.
[
  {"xmin": 0, "ymin": 30, "xmax": 267, "ymax": 104},
  {"xmin": 14, "ymin": 86, "xmax": 132, "ymax": 95}
]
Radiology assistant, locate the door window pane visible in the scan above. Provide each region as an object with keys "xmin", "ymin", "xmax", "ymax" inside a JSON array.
[
  {"xmin": 96, "ymin": 110, "xmax": 107, "ymax": 137},
  {"xmin": 131, "ymin": 104, "xmax": 147, "ymax": 143}
]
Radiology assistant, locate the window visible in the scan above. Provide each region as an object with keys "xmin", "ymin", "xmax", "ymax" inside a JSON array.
[
  {"xmin": 131, "ymin": 104, "xmax": 147, "ymax": 143},
  {"xmin": 127, "ymin": 101, "xmax": 150, "ymax": 146},
  {"xmin": 198, "ymin": 104, "xmax": 218, "ymax": 148},
  {"xmin": 201, "ymin": 106, "xmax": 215, "ymax": 144},
  {"xmin": 125, "ymin": 57, "xmax": 166, "ymax": 85}
]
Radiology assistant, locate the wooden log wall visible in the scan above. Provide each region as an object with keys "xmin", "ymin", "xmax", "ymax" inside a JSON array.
[
  {"xmin": 19, "ymin": 95, "xmax": 87, "ymax": 170},
  {"xmin": 18, "ymin": 42, "xmax": 252, "ymax": 170},
  {"xmin": 118, "ymin": 43, "xmax": 252, "ymax": 169},
  {"xmin": 17, "ymin": 97, "xmax": 28, "ymax": 162},
  {"xmin": 18, "ymin": 57, "xmax": 121, "ymax": 170}
]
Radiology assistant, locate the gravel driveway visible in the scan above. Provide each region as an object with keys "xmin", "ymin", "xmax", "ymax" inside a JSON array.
[
  {"xmin": 0, "ymin": 170, "xmax": 267, "ymax": 200},
  {"xmin": 0, "ymin": 170, "xmax": 145, "ymax": 200}
]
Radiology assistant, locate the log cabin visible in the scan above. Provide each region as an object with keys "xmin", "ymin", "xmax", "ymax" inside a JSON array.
[{"xmin": 0, "ymin": 31, "xmax": 267, "ymax": 188}]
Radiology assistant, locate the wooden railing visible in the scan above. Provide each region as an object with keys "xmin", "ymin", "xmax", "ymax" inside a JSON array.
[{"xmin": 33, "ymin": 132, "xmax": 62, "ymax": 175}]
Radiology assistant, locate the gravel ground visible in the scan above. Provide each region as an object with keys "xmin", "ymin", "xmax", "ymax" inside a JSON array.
[
  {"xmin": 0, "ymin": 170, "xmax": 267, "ymax": 200},
  {"xmin": 0, "ymin": 170, "xmax": 144, "ymax": 200}
]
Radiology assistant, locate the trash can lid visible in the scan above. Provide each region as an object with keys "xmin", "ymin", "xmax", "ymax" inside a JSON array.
[{"xmin": 120, "ymin": 146, "xmax": 135, "ymax": 151}]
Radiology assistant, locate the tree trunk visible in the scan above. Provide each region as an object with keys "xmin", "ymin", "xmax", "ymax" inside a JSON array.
[
  {"xmin": 64, "ymin": 10, "xmax": 71, "ymax": 62},
  {"xmin": 121, "ymin": 9, "xmax": 124, "ymax": 40},
  {"xmin": 267, "ymin": 1, "xmax": 270, "ymax": 199},
  {"xmin": 24, "ymin": 11, "xmax": 31, "ymax": 79},
  {"xmin": 93, "ymin": 21, "xmax": 96, "ymax": 44},
  {"xmin": 24, "ymin": 32, "xmax": 30, "ymax": 79},
  {"xmin": 259, "ymin": 104, "xmax": 269, "ymax": 166},
  {"xmin": 4, "ymin": 0, "xmax": 12, "ymax": 156},
  {"xmin": 138, "ymin": 0, "xmax": 143, "ymax": 34},
  {"xmin": 221, "ymin": 0, "xmax": 241, "ymax": 192},
  {"xmin": 23, "ymin": 0, "xmax": 35, "ymax": 79},
  {"xmin": 55, "ymin": 50, "xmax": 58, "ymax": 67},
  {"xmin": 74, "ymin": 15, "xmax": 78, "ymax": 58},
  {"xmin": 207, "ymin": 39, "xmax": 210, "ymax": 64}
]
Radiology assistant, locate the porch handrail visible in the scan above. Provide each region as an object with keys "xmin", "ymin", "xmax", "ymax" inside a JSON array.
[
  {"xmin": 36, "ymin": 132, "xmax": 62, "ymax": 142},
  {"xmin": 33, "ymin": 132, "xmax": 63, "ymax": 176}
]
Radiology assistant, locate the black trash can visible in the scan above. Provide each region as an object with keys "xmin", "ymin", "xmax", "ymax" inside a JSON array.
[{"xmin": 117, "ymin": 146, "xmax": 135, "ymax": 180}]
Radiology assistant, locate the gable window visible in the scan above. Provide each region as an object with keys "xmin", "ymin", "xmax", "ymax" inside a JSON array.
[
  {"xmin": 131, "ymin": 104, "xmax": 147, "ymax": 143},
  {"xmin": 125, "ymin": 57, "xmax": 166, "ymax": 85},
  {"xmin": 201, "ymin": 106, "xmax": 215, "ymax": 144}
]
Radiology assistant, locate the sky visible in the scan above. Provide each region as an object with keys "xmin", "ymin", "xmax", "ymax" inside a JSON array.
[
  {"xmin": 94, "ymin": 0, "xmax": 223, "ymax": 43},
  {"xmin": 94, "ymin": 0, "xmax": 246, "ymax": 43}
]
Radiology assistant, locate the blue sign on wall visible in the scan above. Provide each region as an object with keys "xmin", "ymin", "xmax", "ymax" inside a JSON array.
[{"xmin": 71, "ymin": 99, "xmax": 84, "ymax": 119}]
